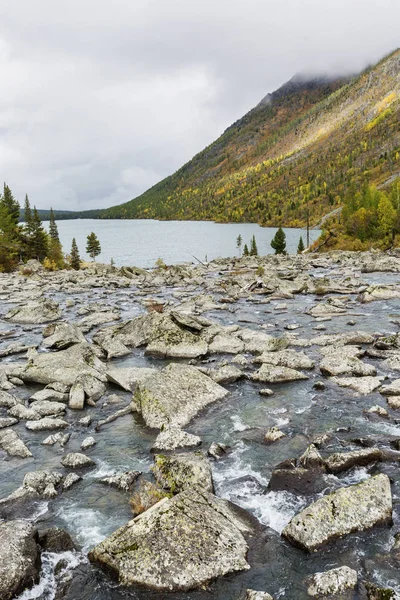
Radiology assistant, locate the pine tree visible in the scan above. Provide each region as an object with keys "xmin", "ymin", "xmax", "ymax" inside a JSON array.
[
  {"xmin": 86, "ymin": 232, "xmax": 101, "ymax": 261},
  {"xmin": 271, "ymin": 227, "xmax": 287, "ymax": 255},
  {"xmin": 31, "ymin": 207, "xmax": 49, "ymax": 260},
  {"xmin": 49, "ymin": 208, "xmax": 60, "ymax": 241},
  {"xmin": 297, "ymin": 236, "xmax": 305, "ymax": 254},
  {"xmin": 236, "ymin": 234, "xmax": 242, "ymax": 256},
  {"xmin": 70, "ymin": 238, "xmax": 81, "ymax": 270},
  {"xmin": 2, "ymin": 184, "xmax": 20, "ymax": 226},
  {"xmin": 24, "ymin": 195, "xmax": 33, "ymax": 231},
  {"xmin": 249, "ymin": 235, "xmax": 258, "ymax": 256},
  {"xmin": 243, "ymin": 243, "xmax": 249, "ymax": 256}
]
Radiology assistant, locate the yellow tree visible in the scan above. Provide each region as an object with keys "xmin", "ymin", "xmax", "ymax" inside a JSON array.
[{"xmin": 377, "ymin": 195, "xmax": 396, "ymax": 238}]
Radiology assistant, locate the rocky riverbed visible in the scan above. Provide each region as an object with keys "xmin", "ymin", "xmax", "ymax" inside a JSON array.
[{"xmin": 2, "ymin": 252, "xmax": 400, "ymax": 599}]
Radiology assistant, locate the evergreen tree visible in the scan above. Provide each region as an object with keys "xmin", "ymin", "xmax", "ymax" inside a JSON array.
[
  {"xmin": 24, "ymin": 195, "xmax": 33, "ymax": 231},
  {"xmin": 49, "ymin": 208, "xmax": 60, "ymax": 241},
  {"xmin": 70, "ymin": 238, "xmax": 81, "ymax": 270},
  {"xmin": 243, "ymin": 243, "xmax": 249, "ymax": 256},
  {"xmin": 86, "ymin": 232, "xmax": 101, "ymax": 261},
  {"xmin": 271, "ymin": 227, "xmax": 287, "ymax": 255},
  {"xmin": 249, "ymin": 235, "xmax": 258, "ymax": 256},
  {"xmin": 236, "ymin": 234, "xmax": 242, "ymax": 256},
  {"xmin": 31, "ymin": 207, "xmax": 49, "ymax": 260},
  {"xmin": 297, "ymin": 236, "xmax": 305, "ymax": 254},
  {"xmin": 2, "ymin": 183, "xmax": 20, "ymax": 226},
  {"xmin": 0, "ymin": 204, "xmax": 20, "ymax": 271}
]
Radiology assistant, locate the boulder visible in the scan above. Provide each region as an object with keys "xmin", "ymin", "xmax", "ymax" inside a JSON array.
[
  {"xmin": 16, "ymin": 343, "xmax": 106, "ymax": 387},
  {"xmin": 0, "ymin": 471, "xmax": 63, "ymax": 505},
  {"xmin": 251, "ymin": 364, "xmax": 308, "ymax": 383},
  {"xmin": 325, "ymin": 448, "xmax": 382, "ymax": 473},
  {"xmin": 0, "ymin": 428, "xmax": 32, "ymax": 458},
  {"xmin": 42, "ymin": 322, "xmax": 86, "ymax": 349},
  {"xmin": 29, "ymin": 400, "xmax": 66, "ymax": 417},
  {"xmin": 254, "ymin": 349, "xmax": 314, "ymax": 370},
  {"xmin": 61, "ymin": 452, "xmax": 95, "ymax": 469},
  {"xmin": 134, "ymin": 363, "xmax": 228, "ymax": 429},
  {"xmin": 307, "ymin": 566, "xmax": 357, "ymax": 597},
  {"xmin": 89, "ymin": 486, "xmax": 252, "ymax": 591},
  {"xmin": 282, "ymin": 474, "xmax": 392, "ymax": 552},
  {"xmin": 153, "ymin": 452, "xmax": 213, "ymax": 493},
  {"xmin": 380, "ymin": 379, "xmax": 400, "ymax": 396},
  {"xmin": 0, "ymin": 416, "xmax": 18, "ymax": 429},
  {"xmin": 203, "ymin": 365, "xmax": 244, "ymax": 384},
  {"xmin": 7, "ymin": 404, "xmax": 40, "ymax": 420},
  {"xmin": 152, "ymin": 426, "xmax": 201, "ymax": 451},
  {"xmin": 208, "ymin": 334, "xmax": 244, "ymax": 354},
  {"xmin": 264, "ymin": 427, "xmax": 286, "ymax": 444},
  {"xmin": 63, "ymin": 473, "xmax": 82, "ymax": 490},
  {"xmin": 38, "ymin": 527, "xmax": 76, "ymax": 552},
  {"xmin": 26, "ymin": 417, "xmax": 69, "ymax": 431},
  {"xmin": 331, "ymin": 376, "xmax": 384, "ymax": 395},
  {"xmin": 30, "ymin": 388, "xmax": 69, "ymax": 403},
  {"xmin": 0, "ymin": 520, "xmax": 40, "ymax": 600},
  {"xmin": 246, "ymin": 592, "xmax": 274, "ymax": 600},
  {"xmin": 0, "ymin": 390, "xmax": 21, "ymax": 408},
  {"xmin": 81, "ymin": 436, "xmax": 96, "ymax": 450},
  {"xmin": 320, "ymin": 355, "xmax": 376, "ymax": 377},
  {"xmin": 106, "ymin": 366, "xmax": 155, "ymax": 392},
  {"xmin": 69, "ymin": 381, "xmax": 85, "ymax": 409},
  {"xmin": 5, "ymin": 298, "xmax": 61, "ymax": 324},
  {"xmin": 100, "ymin": 471, "xmax": 141, "ymax": 492}
]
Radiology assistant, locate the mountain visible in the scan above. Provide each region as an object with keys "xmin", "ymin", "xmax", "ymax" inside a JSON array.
[{"xmin": 99, "ymin": 49, "xmax": 400, "ymax": 227}]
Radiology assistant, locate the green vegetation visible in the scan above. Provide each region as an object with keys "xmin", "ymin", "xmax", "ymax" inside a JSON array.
[
  {"xmin": 317, "ymin": 179, "xmax": 400, "ymax": 251},
  {"xmin": 70, "ymin": 238, "xmax": 81, "ymax": 270},
  {"xmin": 297, "ymin": 236, "xmax": 305, "ymax": 253},
  {"xmin": 236, "ymin": 234, "xmax": 242, "ymax": 256},
  {"xmin": 250, "ymin": 235, "xmax": 258, "ymax": 256},
  {"xmin": 271, "ymin": 227, "xmax": 287, "ymax": 254},
  {"xmin": 86, "ymin": 232, "xmax": 101, "ymax": 261},
  {"xmin": 243, "ymin": 243, "xmax": 249, "ymax": 256}
]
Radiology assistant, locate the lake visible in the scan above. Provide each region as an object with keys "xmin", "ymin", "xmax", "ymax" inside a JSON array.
[{"xmin": 46, "ymin": 219, "xmax": 320, "ymax": 268}]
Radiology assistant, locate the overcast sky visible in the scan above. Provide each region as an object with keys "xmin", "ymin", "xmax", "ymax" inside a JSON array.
[{"xmin": 0, "ymin": 0, "xmax": 399, "ymax": 211}]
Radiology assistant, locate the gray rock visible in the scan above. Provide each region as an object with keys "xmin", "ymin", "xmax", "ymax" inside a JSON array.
[
  {"xmin": 95, "ymin": 403, "xmax": 134, "ymax": 430},
  {"xmin": 246, "ymin": 592, "xmax": 274, "ymax": 600},
  {"xmin": 0, "ymin": 389, "xmax": 21, "ymax": 408},
  {"xmin": 89, "ymin": 486, "xmax": 252, "ymax": 591},
  {"xmin": 38, "ymin": 527, "xmax": 76, "ymax": 552},
  {"xmin": 5, "ymin": 298, "xmax": 61, "ymax": 324},
  {"xmin": 204, "ymin": 365, "xmax": 244, "ymax": 384},
  {"xmin": 63, "ymin": 472, "xmax": 82, "ymax": 490},
  {"xmin": 17, "ymin": 342, "xmax": 106, "ymax": 387},
  {"xmin": 208, "ymin": 334, "xmax": 244, "ymax": 354},
  {"xmin": 307, "ymin": 566, "xmax": 358, "ymax": 597},
  {"xmin": 0, "ymin": 417, "xmax": 18, "ymax": 429},
  {"xmin": 0, "ymin": 520, "xmax": 40, "ymax": 600},
  {"xmin": 282, "ymin": 474, "xmax": 392, "ymax": 552},
  {"xmin": 298, "ymin": 444, "xmax": 326, "ymax": 470},
  {"xmin": 134, "ymin": 363, "xmax": 228, "ymax": 429},
  {"xmin": 42, "ymin": 322, "xmax": 86, "ymax": 349},
  {"xmin": 254, "ymin": 349, "xmax": 314, "ymax": 370},
  {"xmin": 264, "ymin": 427, "xmax": 286, "ymax": 444},
  {"xmin": 61, "ymin": 452, "xmax": 95, "ymax": 468},
  {"xmin": 251, "ymin": 364, "xmax": 308, "ymax": 383},
  {"xmin": 69, "ymin": 381, "xmax": 85, "ymax": 409},
  {"xmin": 208, "ymin": 441, "xmax": 228, "ymax": 459},
  {"xmin": 380, "ymin": 379, "xmax": 400, "ymax": 396},
  {"xmin": 30, "ymin": 388, "xmax": 69, "ymax": 403},
  {"xmin": 320, "ymin": 354, "xmax": 376, "ymax": 377},
  {"xmin": 153, "ymin": 452, "xmax": 213, "ymax": 493},
  {"xmin": 26, "ymin": 417, "xmax": 69, "ymax": 431},
  {"xmin": 78, "ymin": 415, "xmax": 92, "ymax": 426},
  {"xmin": 0, "ymin": 471, "xmax": 63, "ymax": 504},
  {"xmin": 80, "ymin": 436, "xmax": 96, "ymax": 450},
  {"xmin": 42, "ymin": 432, "xmax": 70, "ymax": 446},
  {"xmin": 325, "ymin": 448, "xmax": 382, "ymax": 473},
  {"xmin": 106, "ymin": 366, "xmax": 155, "ymax": 392},
  {"xmin": 29, "ymin": 400, "xmax": 66, "ymax": 417},
  {"xmin": 153, "ymin": 426, "xmax": 201, "ymax": 451},
  {"xmin": 0, "ymin": 428, "xmax": 32, "ymax": 458},
  {"xmin": 332, "ymin": 376, "xmax": 384, "ymax": 395},
  {"xmin": 8, "ymin": 404, "xmax": 40, "ymax": 420},
  {"xmin": 100, "ymin": 471, "xmax": 141, "ymax": 492}
]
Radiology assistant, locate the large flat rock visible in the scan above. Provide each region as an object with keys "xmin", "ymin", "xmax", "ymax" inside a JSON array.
[
  {"xmin": 89, "ymin": 486, "xmax": 252, "ymax": 591},
  {"xmin": 135, "ymin": 363, "xmax": 228, "ymax": 428},
  {"xmin": 282, "ymin": 474, "xmax": 392, "ymax": 552}
]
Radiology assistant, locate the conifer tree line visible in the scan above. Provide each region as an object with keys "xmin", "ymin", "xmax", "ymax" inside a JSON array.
[{"xmin": 0, "ymin": 183, "xmax": 101, "ymax": 272}]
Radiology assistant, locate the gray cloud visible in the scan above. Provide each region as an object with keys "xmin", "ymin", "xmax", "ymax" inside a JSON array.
[{"xmin": 0, "ymin": 0, "xmax": 399, "ymax": 210}]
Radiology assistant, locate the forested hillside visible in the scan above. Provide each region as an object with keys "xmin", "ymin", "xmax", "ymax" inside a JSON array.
[{"xmin": 100, "ymin": 49, "xmax": 400, "ymax": 228}]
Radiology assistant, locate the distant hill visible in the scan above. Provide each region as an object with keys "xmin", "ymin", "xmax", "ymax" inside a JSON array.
[
  {"xmin": 96, "ymin": 48, "xmax": 400, "ymax": 227},
  {"xmin": 19, "ymin": 208, "xmax": 101, "ymax": 222}
]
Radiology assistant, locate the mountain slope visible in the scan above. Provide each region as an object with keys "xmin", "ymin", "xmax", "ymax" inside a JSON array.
[{"xmin": 101, "ymin": 49, "xmax": 400, "ymax": 227}]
